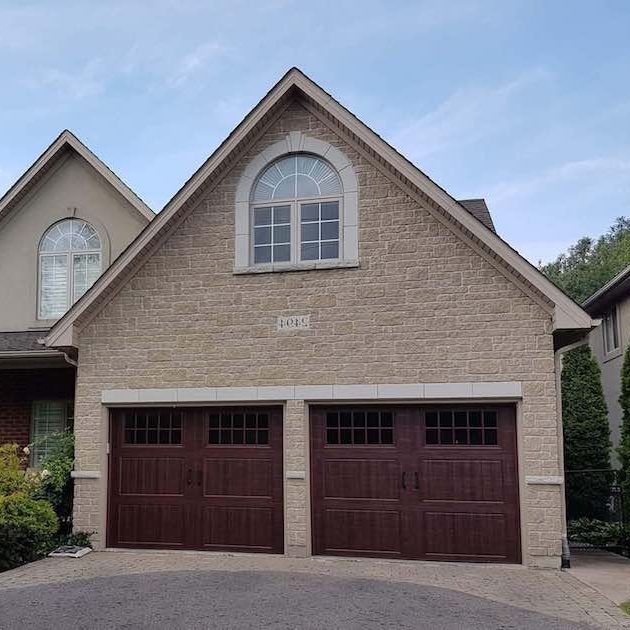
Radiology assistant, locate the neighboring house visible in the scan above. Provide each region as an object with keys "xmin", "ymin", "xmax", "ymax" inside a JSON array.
[
  {"xmin": 584, "ymin": 265, "xmax": 630, "ymax": 456},
  {"xmin": 0, "ymin": 131, "xmax": 153, "ymax": 464},
  {"xmin": 44, "ymin": 69, "xmax": 595, "ymax": 568}
]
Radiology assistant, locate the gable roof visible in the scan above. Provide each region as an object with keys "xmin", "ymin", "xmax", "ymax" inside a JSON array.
[
  {"xmin": 583, "ymin": 263, "xmax": 630, "ymax": 315},
  {"xmin": 458, "ymin": 199, "xmax": 495, "ymax": 232},
  {"xmin": 44, "ymin": 68, "xmax": 594, "ymax": 349},
  {"xmin": 0, "ymin": 130, "xmax": 154, "ymax": 229}
]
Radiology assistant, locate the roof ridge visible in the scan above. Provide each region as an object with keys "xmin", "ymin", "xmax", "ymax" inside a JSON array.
[{"xmin": 0, "ymin": 130, "xmax": 154, "ymax": 226}]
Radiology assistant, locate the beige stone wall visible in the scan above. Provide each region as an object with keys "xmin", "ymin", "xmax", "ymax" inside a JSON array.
[{"xmin": 72, "ymin": 100, "xmax": 563, "ymax": 566}]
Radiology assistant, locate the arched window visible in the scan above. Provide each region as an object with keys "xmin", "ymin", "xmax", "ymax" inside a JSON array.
[
  {"xmin": 38, "ymin": 219, "xmax": 101, "ymax": 319},
  {"xmin": 251, "ymin": 154, "xmax": 343, "ymax": 264}
]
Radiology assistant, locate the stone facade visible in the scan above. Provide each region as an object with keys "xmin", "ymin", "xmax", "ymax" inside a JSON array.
[{"xmin": 71, "ymin": 100, "xmax": 564, "ymax": 566}]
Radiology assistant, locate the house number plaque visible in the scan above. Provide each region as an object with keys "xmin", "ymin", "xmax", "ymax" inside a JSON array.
[{"xmin": 277, "ymin": 315, "xmax": 310, "ymax": 331}]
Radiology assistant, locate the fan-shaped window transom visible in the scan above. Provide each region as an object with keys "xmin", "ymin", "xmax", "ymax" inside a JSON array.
[{"xmin": 252, "ymin": 154, "xmax": 342, "ymax": 203}]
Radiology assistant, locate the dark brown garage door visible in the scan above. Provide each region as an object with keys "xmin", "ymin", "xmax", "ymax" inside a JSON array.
[
  {"xmin": 108, "ymin": 407, "xmax": 283, "ymax": 553},
  {"xmin": 310, "ymin": 405, "xmax": 520, "ymax": 563}
]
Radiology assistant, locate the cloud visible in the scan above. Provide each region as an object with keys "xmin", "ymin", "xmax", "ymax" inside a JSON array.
[
  {"xmin": 167, "ymin": 41, "xmax": 228, "ymax": 87},
  {"xmin": 391, "ymin": 68, "xmax": 551, "ymax": 161},
  {"xmin": 27, "ymin": 59, "xmax": 106, "ymax": 100},
  {"xmin": 488, "ymin": 157, "xmax": 630, "ymax": 203}
]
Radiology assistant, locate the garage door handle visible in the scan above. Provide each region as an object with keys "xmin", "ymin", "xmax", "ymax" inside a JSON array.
[
  {"xmin": 187, "ymin": 469, "xmax": 192, "ymax": 485},
  {"xmin": 414, "ymin": 472, "xmax": 419, "ymax": 490},
  {"xmin": 401, "ymin": 471, "xmax": 407, "ymax": 490}
]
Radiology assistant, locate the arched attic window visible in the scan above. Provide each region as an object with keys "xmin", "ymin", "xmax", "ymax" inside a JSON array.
[
  {"xmin": 38, "ymin": 218, "xmax": 101, "ymax": 319},
  {"xmin": 251, "ymin": 154, "xmax": 343, "ymax": 264}
]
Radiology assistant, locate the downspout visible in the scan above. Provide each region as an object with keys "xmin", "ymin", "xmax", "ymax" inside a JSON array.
[
  {"xmin": 554, "ymin": 337, "xmax": 591, "ymax": 569},
  {"xmin": 61, "ymin": 351, "xmax": 78, "ymax": 368}
]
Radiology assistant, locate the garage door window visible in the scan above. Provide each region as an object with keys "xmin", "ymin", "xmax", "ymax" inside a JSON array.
[
  {"xmin": 208, "ymin": 411, "xmax": 269, "ymax": 445},
  {"xmin": 124, "ymin": 410, "xmax": 182, "ymax": 445},
  {"xmin": 425, "ymin": 410, "xmax": 497, "ymax": 446},
  {"xmin": 326, "ymin": 410, "xmax": 394, "ymax": 445}
]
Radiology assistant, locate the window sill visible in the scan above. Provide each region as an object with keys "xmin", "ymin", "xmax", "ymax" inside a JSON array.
[
  {"xmin": 603, "ymin": 348, "xmax": 623, "ymax": 363},
  {"xmin": 233, "ymin": 259, "xmax": 360, "ymax": 275}
]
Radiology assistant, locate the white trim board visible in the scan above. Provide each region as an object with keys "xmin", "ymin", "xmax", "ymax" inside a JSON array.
[{"xmin": 102, "ymin": 382, "xmax": 522, "ymax": 405}]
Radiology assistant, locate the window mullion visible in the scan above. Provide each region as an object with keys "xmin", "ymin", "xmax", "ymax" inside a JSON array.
[
  {"xmin": 292, "ymin": 201, "xmax": 299, "ymax": 264},
  {"xmin": 68, "ymin": 251, "xmax": 74, "ymax": 309}
]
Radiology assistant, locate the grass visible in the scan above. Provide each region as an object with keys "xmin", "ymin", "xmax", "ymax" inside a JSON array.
[{"xmin": 620, "ymin": 601, "xmax": 630, "ymax": 616}]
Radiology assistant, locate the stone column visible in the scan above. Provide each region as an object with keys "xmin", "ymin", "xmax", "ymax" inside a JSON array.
[{"xmin": 284, "ymin": 399, "xmax": 310, "ymax": 557}]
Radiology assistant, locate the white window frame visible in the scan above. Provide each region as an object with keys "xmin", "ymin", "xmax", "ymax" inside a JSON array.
[
  {"xmin": 234, "ymin": 133, "xmax": 358, "ymax": 274},
  {"xmin": 602, "ymin": 305, "xmax": 621, "ymax": 356},
  {"xmin": 38, "ymin": 220, "xmax": 102, "ymax": 320},
  {"xmin": 30, "ymin": 400, "xmax": 73, "ymax": 467},
  {"xmin": 250, "ymin": 195, "xmax": 343, "ymax": 266}
]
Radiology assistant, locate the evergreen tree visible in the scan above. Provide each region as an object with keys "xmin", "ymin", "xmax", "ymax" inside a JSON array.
[
  {"xmin": 562, "ymin": 345, "xmax": 612, "ymax": 519},
  {"xmin": 618, "ymin": 345, "xmax": 630, "ymax": 519}
]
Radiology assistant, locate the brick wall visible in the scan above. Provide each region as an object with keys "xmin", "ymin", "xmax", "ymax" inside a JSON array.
[
  {"xmin": 72, "ymin": 100, "xmax": 563, "ymax": 566},
  {"xmin": 0, "ymin": 367, "xmax": 75, "ymax": 447}
]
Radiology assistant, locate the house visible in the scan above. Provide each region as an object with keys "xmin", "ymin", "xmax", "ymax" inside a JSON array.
[
  {"xmin": 584, "ymin": 265, "xmax": 630, "ymax": 455},
  {"xmin": 43, "ymin": 69, "xmax": 595, "ymax": 567},
  {"xmin": 0, "ymin": 131, "xmax": 153, "ymax": 464}
]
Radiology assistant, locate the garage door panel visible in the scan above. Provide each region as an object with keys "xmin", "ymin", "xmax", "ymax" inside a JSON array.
[
  {"xmin": 422, "ymin": 511, "xmax": 509, "ymax": 561},
  {"xmin": 311, "ymin": 405, "xmax": 520, "ymax": 563},
  {"xmin": 420, "ymin": 459, "xmax": 505, "ymax": 503},
  {"xmin": 322, "ymin": 508, "xmax": 403, "ymax": 556},
  {"xmin": 323, "ymin": 459, "xmax": 400, "ymax": 500},
  {"xmin": 200, "ymin": 506, "xmax": 274, "ymax": 551},
  {"xmin": 119, "ymin": 457, "xmax": 186, "ymax": 496},
  {"xmin": 108, "ymin": 407, "xmax": 283, "ymax": 553},
  {"xmin": 202, "ymin": 458, "xmax": 273, "ymax": 498},
  {"xmin": 117, "ymin": 504, "xmax": 186, "ymax": 546}
]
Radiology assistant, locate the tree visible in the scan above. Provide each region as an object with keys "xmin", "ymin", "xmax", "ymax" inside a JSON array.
[
  {"xmin": 618, "ymin": 346, "xmax": 630, "ymax": 519},
  {"xmin": 541, "ymin": 217, "xmax": 630, "ymax": 303},
  {"xmin": 562, "ymin": 345, "xmax": 612, "ymax": 519}
]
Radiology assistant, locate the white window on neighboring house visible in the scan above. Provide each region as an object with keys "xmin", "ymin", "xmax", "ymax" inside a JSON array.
[
  {"xmin": 38, "ymin": 218, "xmax": 102, "ymax": 320},
  {"xmin": 603, "ymin": 306, "xmax": 620, "ymax": 355},
  {"xmin": 30, "ymin": 401, "xmax": 73, "ymax": 467},
  {"xmin": 251, "ymin": 154, "xmax": 343, "ymax": 265}
]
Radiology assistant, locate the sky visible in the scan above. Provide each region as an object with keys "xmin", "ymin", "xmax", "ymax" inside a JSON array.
[{"xmin": 0, "ymin": 0, "xmax": 629, "ymax": 265}]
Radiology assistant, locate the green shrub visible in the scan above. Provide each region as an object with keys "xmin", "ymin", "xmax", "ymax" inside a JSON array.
[
  {"xmin": 618, "ymin": 346, "xmax": 630, "ymax": 520},
  {"xmin": 60, "ymin": 530, "xmax": 94, "ymax": 548},
  {"xmin": 0, "ymin": 444, "xmax": 40, "ymax": 496},
  {"xmin": 567, "ymin": 517, "xmax": 629, "ymax": 547},
  {"xmin": 34, "ymin": 431, "xmax": 74, "ymax": 535},
  {"xmin": 0, "ymin": 493, "xmax": 58, "ymax": 571},
  {"xmin": 562, "ymin": 346, "xmax": 612, "ymax": 519}
]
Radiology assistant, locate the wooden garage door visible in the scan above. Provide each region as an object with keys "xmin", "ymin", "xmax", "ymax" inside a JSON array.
[
  {"xmin": 310, "ymin": 405, "xmax": 520, "ymax": 563},
  {"xmin": 108, "ymin": 407, "xmax": 283, "ymax": 553}
]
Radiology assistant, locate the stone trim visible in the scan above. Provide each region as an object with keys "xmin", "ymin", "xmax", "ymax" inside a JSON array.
[
  {"xmin": 234, "ymin": 259, "xmax": 359, "ymax": 275},
  {"xmin": 233, "ymin": 131, "xmax": 359, "ymax": 270},
  {"xmin": 102, "ymin": 381, "xmax": 523, "ymax": 405},
  {"xmin": 525, "ymin": 475, "xmax": 564, "ymax": 485},
  {"xmin": 70, "ymin": 470, "xmax": 100, "ymax": 479},
  {"xmin": 286, "ymin": 471, "xmax": 306, "ymax": 480}
]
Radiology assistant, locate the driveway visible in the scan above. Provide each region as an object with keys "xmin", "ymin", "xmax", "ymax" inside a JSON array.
[{"xmin": 0, "ymin": 551, "xmax": 628, "ymax": 629}]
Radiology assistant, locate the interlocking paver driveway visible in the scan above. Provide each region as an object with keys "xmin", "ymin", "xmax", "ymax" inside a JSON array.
[{"xmin": 0, "ymin": 551, "xmax": 628, "ymax": 629}]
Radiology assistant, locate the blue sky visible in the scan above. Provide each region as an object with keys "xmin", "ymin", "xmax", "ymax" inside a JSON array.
[{"xmin": 0, "ymin": 0, "xmax": 629, "ymax": 264}]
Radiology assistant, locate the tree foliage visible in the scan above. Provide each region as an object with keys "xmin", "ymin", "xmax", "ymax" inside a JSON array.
[
  {"xmin": 541, "ymin": 217, "xmax": 630, "ymax": 303},
  {"xmin": 562, "ymin": 345, "xmax": 612, "ymax": 519}
]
